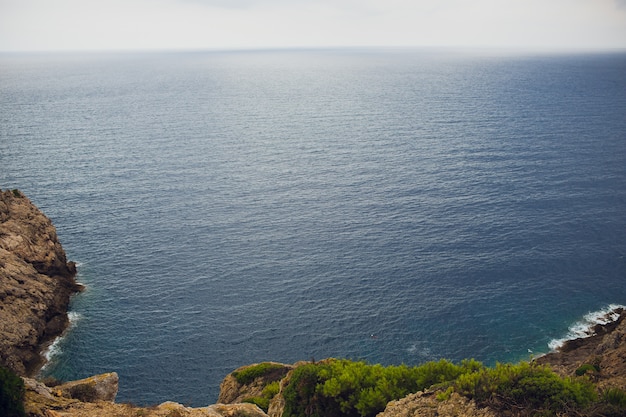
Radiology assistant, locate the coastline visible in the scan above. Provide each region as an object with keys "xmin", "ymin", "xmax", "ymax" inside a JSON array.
[
  {"xmin": 0, "ymin": 189, "xmax": 82, "ymax": 377},
  {"xmin": 536, "ymin": 306, "xmax": 626, "ymax": 388},
  {"xmin": 17, "ymin": 306, "xmax": 626, "ymax": 417},
  {"xmin": 2, "ymin": 190, "xmax": 625, "ymax": 416},
  {"xmin": 547, "ymin": 304, "xmax": 626, "ymax": 352}
]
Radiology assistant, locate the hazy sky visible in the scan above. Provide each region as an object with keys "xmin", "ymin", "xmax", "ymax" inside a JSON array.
[{"xmin": 1, "ymin": 0, "xmax": 626, "ymax": 52}]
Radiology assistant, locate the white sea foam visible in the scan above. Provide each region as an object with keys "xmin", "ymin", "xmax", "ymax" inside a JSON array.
[
  {"xmin": 547, "ymin": 304, "xmax": 625, "ymax": 351},
  {"xmin": 67, "ymin": 311, "xmax": 82, "ymax": 323},
  {"xmin": 41, "ymin": 311, "xmax": 82, "ymax": 370}
]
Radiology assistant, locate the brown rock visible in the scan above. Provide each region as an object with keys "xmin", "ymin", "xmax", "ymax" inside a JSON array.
[
  {"xmin": 217, "ymin": 362, "xmax": 291, "ymax": 404},
  {"xmin": 0, "ymin": 189, "xmax": 81, "ymax": 376},
  {"xmin": 376, "ymin": 391, "xmax": 497, "ymax": 417},
  {"xmin": 206, "ymin": 403, "xmax": 268, "ymax": 417},
  {"xmin": 54, "ymin": 372, "xmax": 119, "ymax": 403}
]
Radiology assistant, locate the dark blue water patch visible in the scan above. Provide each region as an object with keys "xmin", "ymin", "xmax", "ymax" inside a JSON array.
[{"xmin": 1, "ymin": 49, "xmax": 626, "ymax": 406}]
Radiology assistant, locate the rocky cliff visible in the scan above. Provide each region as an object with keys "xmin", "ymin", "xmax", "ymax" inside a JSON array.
[{"xmin": 0, "ymin": 189, "xmax": 81, "ymax": 376}]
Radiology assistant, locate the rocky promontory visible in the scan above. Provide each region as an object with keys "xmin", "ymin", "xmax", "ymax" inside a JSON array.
[{"xmin": 0, "ymin": 189, "xmax": 81, "ymax": 376}]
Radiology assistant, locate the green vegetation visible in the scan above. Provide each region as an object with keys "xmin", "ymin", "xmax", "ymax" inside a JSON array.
[
  {"xmin": 282, "ymin": 359, "xmax": 480, "ymax": 417},
  {"xmin": 0, "ymin": 366, "xmax": 25, "ymax": 417},
  {"xmin": 596, "ymin": 387, "xmax": 626, "ymax": 416},
  {"xmin": 232, "ymin": 362, "xmax": 287, "ymax": 385},
  {"xmin": 452, "ymin": 361, "xmax": 596, "ymax": 415},
  {"xmin": 278, "ymin": 358, "xmax": 618, "ymax": 417},
  {"xmin": 575, "ymin": 363, "xmax": 600, "ymax": 376},
  {"xmin": 11, "ymin": 189, "xmax": 21, "ymax": 198},
  {"xmin": 242, "ymin": 381, "xmax": 280, "ymax": 412},
  {"xmin": 602, "ymin": 387, "xmax": 626, "ymax": 407}
]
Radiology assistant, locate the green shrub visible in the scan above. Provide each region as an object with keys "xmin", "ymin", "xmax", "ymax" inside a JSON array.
[
  {"xmin": 11, "ymin": 189, "xmax": 21, "ymax": 198},
  {"xmin": 453, "ymin": 361, "xmax": 596, "ymax": 416},
  {"xmin": 0, "ymin": 366, "xmax": 25, "ymax": 417},
  {"xmin": 602, "ymin": 387, "xmax": 626, "ymax": 407},
  {"xmin": 282, "ymin": 362, "xmax": 334, "ymax": 417},
  {"xmin": 232, "ymin": 363, "xmax": 287, "ymax": 385},
  {"xmin": 282, "ymin": 359, "xmax": 481, "ymax": 417},
  {"xmin": 575, "ymin": 363, "xmax": 599, "ymax": 376},
  {"xmin": 593, "ymin": 387, "xmax": 626, "ymax": 417},
  {"xmin": 271, "ymin": 358, "xmax": 616, "ymax": 417}
]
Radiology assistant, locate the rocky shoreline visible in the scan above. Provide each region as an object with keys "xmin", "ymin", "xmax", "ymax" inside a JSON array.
[
  {"xmin": 2, "ymin": 190, "xmax": 625, "ymax": 417},
  {"xmin": 0, "ymin": 189, "xmax": 82, "ymax": 377}
]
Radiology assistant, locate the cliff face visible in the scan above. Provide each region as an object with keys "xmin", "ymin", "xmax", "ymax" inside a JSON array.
[{"xmin": 0, "ymin": 189, "xmax": 80, "ymax": 376}]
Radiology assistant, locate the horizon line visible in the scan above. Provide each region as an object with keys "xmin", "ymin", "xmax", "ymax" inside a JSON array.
[{"xmin": 2, "ymin": 44, "xmax": 626, "ymax": 56}]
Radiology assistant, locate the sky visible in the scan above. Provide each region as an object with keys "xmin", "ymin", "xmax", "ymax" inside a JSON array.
[{"xmin": 1, "ymin": 0, "xmax": 626, "ymax": 52}]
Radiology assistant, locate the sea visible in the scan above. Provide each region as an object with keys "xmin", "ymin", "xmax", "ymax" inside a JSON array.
[{"xmin": 1, "ymin": 48, "xmax": 625, "ymax": 407}]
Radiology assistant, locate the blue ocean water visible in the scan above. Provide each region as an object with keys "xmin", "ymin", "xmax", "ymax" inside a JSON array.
[{"xmin": 1, "ymin": 49, "xmax": 625, "ymax": 406}]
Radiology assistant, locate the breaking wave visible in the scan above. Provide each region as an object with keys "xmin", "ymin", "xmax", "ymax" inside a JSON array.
[
  {"xmin": 547, "ymin": 304, "xmax": 625, "ymax": 351},
  {"xmin": 41, "ymin": 311, "xmax": 82, "ymax": 369}
]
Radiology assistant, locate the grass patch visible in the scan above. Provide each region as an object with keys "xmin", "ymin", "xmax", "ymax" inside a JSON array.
[{"xmin": 232, "ymin": 363, "xmax": 286, "ymax": 385}]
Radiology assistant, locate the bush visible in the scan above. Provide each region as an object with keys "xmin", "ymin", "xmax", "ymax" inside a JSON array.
[
  {"xmin": 575, "ymin": 363, "xmax": 599, "ymax": 376},
  {"xmin": 282, "ymin": 359, "xmax": 481, "ymax": 417},
  {"xmin": 232, "ymin": 363, "xmax": 287, "ymax": 385},
  {"xmin": 592, "ymin": 387, "xmax": 626, "ymax": 417},
  {"xmin": 240, "ymin": 358, "xmax": 621, "ymax": 417},
  {"xmin": 0, "ymin": 366, "xmax": 25, "ymax": 417},
  {"xmin": 453, "ymin": 361, "xmax": 596, "ymax": 416},
  {"xmin": 602, "ymin": 387, "xmax": 626, "ymax": 407}
]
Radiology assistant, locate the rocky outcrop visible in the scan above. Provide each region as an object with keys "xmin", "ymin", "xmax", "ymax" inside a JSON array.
[
  {"xmin": 536, "ymin": 308, "xmax": 626, "ymax": 391},
  {"xmin": 22, "ymin": 373, "xmax": 119, "ymax": 416},
  {"xmin": 376, "ymin": 391, "xmax": 496, "ymax": 417},
  {"xmin": 218, "ymin": 362, "xmax": 293, "ymax": 404},
  {"xmin": 52, "ymin": 372, "xmax": 119, "ymax": 403},
  {"xmin": 24, "ymin": 386, "xmax": 268, "ymax": 417},
  {"xmin": 0, "ymin": 189, "xmax": 81, "ymax": 376}
]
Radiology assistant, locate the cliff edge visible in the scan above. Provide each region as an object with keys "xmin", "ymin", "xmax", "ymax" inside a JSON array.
[{"xmin": 0, "ymin": 189, "xmax": 81, "ymax": 376}]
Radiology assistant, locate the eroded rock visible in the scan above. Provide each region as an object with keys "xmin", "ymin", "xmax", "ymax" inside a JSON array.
[
  {"xmin": 0, "ymin": 189, "xmax": 81, "ymax": 376},
  {"xmin": 54, "ymin": 372, "xmax": 119, "ymax": 403},
  {"xmin": 377, "ymin": 391, "xmax": 497, "ymax": 417},
  {"xmin": 218, "ymin": 362, "xmax": 292, "ymax": 405}
]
